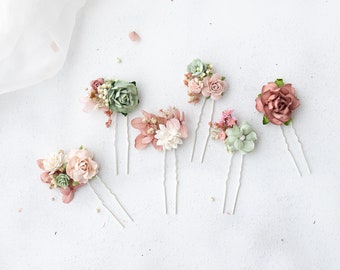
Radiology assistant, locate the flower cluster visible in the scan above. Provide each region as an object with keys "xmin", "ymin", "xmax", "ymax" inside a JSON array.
[
  {"xmin": 81, "ymin": 78, "xmax": 139, "ymax": 127},
  {"xmin": 131, "ymin": 107, "xmax": 188, "ymax": 151},
  {"xmin": 184, "ymin": 59, "xmax": 227, "ymax": 104},
  {"xmin": 255, "ymin": 79, "xmax": 300, "ymax": 125},
  {"xmin": 210, "ymin": 110, "xmax": 257, "ymax": 154},
  {"xmin": 37, "ymin": 147, "xmax": 99, "ymax": 203}
]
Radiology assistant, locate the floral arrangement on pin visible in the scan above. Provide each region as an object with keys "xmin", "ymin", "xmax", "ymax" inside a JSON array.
[
  {"xmin": 37, "ymin": 146, "xmax": 133, "ymax": 228},
  {"xmin": 131, "ymin": 106, "xmax": 188, "ymax": 214},
  {"xmin": 209, "ymin": 110, "xmax": 257, "ymax": 214},
  {"xmin": 255, "ymin": 79, "xmax": 310, "ymax": 176},
  {"xmin": 183, "ymin": 59, "xmax": 228, "ymax": 163},
  {"xmin": 81, "ymin": 78, "xmax": 140, "ymax": 175}
]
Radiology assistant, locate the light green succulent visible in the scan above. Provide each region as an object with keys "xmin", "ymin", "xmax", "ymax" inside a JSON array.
[
  {"xmin": 187, "ymin": 59, "xmax": 207, "ymax": 77},
  {"xmin": 225, "ymin": 121, "xmax": 257, "ymax": 154},
  {"xmin": 56, "ymin": 173, "xmax": 70, "ymax": 188},
  {"xmin": 107, "ymin": 80, "xmax": 139, "ymax": 116}
]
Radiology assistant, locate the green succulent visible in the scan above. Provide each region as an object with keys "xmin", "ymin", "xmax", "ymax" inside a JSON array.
[
  {"xmin": 187, "ymin": 59, "xmax": 207, "ymax": 77},
  {"xmin": 225, "ymin": 121, "xmax": 257, "ymax": 154},
  {"xmin": 56, "ymin": 173, "xmax": 70, "ymax": 188},
  {"xmin": 107, "ymin": 80, "xmax": 139, "ymax": 116}
]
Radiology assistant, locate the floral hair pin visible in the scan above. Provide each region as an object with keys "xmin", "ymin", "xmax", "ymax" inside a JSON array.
[
  {"xmin": 255, "ymin": 79, "xmax": 311, "ymax": 176},
  {"xmin": 37, "ymin": 146, "xmax": 133, "ymax": 228},
  {"xmin": 184, "ymin": 59, "xmax": 228, "ymax": 163},
  {"xmin": 210, "ymin": 110, "xmax": 257, "ymax": 214},
  {"xmin": 81, "ymin": 78, "xmax": 140, "ymax": 175},
  {"xmin": 131, "ymin": 106, "xmax": 188, "ymax": 214}
]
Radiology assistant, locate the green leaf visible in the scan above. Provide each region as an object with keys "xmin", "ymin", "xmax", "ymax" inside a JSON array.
[
  {"xmin": 206, "ymin": 96, "xmax": 211, "ymax": 100},
  {"xmin": 284, "ymin": 119, "xmax": 292, "ymax": 126},
  {"xmin": 122, "ymin": 112, "xmax": 128, "ymax": 116},
  {"xmin": 72, "ymin": 181, "xmax": 79, "ymax": 187},
  {"xmin": 257, "ymin": 93, "xmax": 262, "ymax": 97},
  {"xmin": 79, "ymin": 145, "xmax": 83, "ymax": 150},
  {"xmin": 275, "ymin": 78, "xmax": 284, "ymax": 87},
  {"xmin": 221, "ymin": 76, "xmax": 226, "ymax": 80},
  {"xmin": 130, "ymin": 81, "xmax": 136, "ymax": 86},
  {"xmin": 262, "ymin": 115, "xmax": 270, "ymax": 125}
]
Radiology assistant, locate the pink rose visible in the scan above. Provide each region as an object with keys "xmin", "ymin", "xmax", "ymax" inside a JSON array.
[
  {"xmin": 188, "ymin": 79, "xmax": 203, "ymax": 94},
  {"xmin": 255, "ymin": 82, "xmax": 300, "ymax": 125},
  {"xmin": 66, "ymin": 149, "xmax": 99, "ymax": 184},
  {"xmin": 90, "ymin": 78, "xmax": 104, "ymax": 91},
  {"xmin": 202, "ymin": 73, "xmax": 227, "ymax": 100}
]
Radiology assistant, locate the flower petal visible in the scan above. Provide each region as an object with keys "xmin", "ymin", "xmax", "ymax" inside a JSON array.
[
  {"xmin": 241, "ymin": 140, "xmax": 255, "ymax": 153},
  {"xmin": 246, "ymin": 131, "xmax": 257, "ymax": 141},
  {"xmin": 234, "ymin": 139, "xmax": 244, "ymax": 150}
]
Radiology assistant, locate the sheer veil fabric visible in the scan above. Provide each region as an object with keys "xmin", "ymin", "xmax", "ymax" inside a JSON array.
[{"xmin": 0, "ymin": 0, "xmax": 86, "ymax": 94}]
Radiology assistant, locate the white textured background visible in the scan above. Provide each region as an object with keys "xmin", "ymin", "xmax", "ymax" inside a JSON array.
[{"xmin": 1, "ymin": 0, "xmax": 340, "ymax": 269}]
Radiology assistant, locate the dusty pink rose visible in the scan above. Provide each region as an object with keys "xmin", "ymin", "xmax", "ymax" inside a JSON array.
[
  {"xmin": 90, "ymin": 78, "xmax": 104, "ymax": 91},
  {"xmin": 66, "ymin": 149, "xmax": 99, "ymax": 184},
  {"xmin": 255, "ymin": 82, "xmax": 300, "ymax": 125},
  {"xmin": 202, "ymin": 73, "xmax": 227, "ymax": 100},
  {"xmin": 188, "ymin": 79, "xmax": 203, "ymax": 94}
]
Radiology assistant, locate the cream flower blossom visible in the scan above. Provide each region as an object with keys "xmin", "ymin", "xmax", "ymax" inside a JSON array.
[
  {"xmin": 43, "ymin": 150, "xmax": 65, "ymax": 174},
  {"xmin": 155, "ymin": 119, "xmax": 184, "ymax": 150}
]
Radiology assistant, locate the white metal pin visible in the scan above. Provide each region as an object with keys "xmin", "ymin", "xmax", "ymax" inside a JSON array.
[
  {"xmin": 200, "ymin": 100, "xmax": 215, "ymax": 163},
  {"xmin": 190, "ymin": 98, "xmax": 206, "ymax": 162},
  {"xmin": 88, "ymin": 182, "xmax": 124, "ymax": 228}
]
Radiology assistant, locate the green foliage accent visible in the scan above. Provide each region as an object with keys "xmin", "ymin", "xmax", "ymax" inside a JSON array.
[
  {"xmin": 262, "ymin": 115, "xmax": 270, "ymax": 125},
  {"xmin": 130, "ymin": 81, "xmax": 136, "ymax": 86},
  {"xmin": 284, "ymin": 119, "xmax": 292, "ymax": 126},
  {"xmin": 257, "ymin": 93, "xmax": 261, "ymax": 97},
  {"xmin": 72, "ymin": 181, "xmax": 79, "ymax": 187},
  {"xmin": 221, "ymin": 76, "xmax": 226, "ymax": 80},
  {"xmin": 275, "ymin": 78, "xmax": 284, "ymax": 87}
]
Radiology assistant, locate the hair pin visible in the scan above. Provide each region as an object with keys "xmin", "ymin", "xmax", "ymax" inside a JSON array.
[
  {"xmin": 210, "ymin": 110, "xmax": 257, "ymax": 214},
  {"xmin": 131, "ymin": 106, "xmax": 188, "ymax": 214},
  {"xmin": 81, "ymin": 78, "xmax": 140, "ymax": 175},
  {"xmin": 37, "ymin": 146, "xmax": 133, "ymax": 228},
  {"xmin": 184, "ymin": 59, "xmax": 228, "ymax": 163},
  {"xmin": 255, "ymin": 79, "xmax": 311, "ymax": 176}
]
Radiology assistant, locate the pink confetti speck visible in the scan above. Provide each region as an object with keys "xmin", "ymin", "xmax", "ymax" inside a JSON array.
[{"xmin": 129, "ymin": 31, "xmax": 140, "ymax": 41}]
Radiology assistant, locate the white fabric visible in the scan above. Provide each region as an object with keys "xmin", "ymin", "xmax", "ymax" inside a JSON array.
[{"xmin": 0, "ymin": 0, "xmax": 86, "ymax": 94}]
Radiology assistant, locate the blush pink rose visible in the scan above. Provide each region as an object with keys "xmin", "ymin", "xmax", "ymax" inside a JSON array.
[
  {"xmin": 90, "ymin": 78, "xmax": 104, "ymax": 91},
  {"xmin": 66, "ymin": 149, "xmax": 99, "ymax": 184},
  {"xmin": 202, "ymin": 73, "xmax": 227, "ymax": 100},
  {"xmin": 255, "ymin": 82, "xmax": 300, "ymax": 125}
]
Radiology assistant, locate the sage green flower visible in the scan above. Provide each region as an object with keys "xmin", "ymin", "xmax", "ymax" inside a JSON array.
[
  {"xmin": 225, "ymin": 121, "xmax": 257, "ymax": 154},
  {"xmin": 107, "ymin": 80, "xmax": 139, "ymax": 116},
  {"xmin": 187, "ymin": 59, "xmax": 206, "ymax": 77},
  {"xmin": 56, "ymin": 173, "xmax": 70, "ymax": 188}
]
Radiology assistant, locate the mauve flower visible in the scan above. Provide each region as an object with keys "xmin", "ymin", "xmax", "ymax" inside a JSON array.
[
  {"xmin": 131, "ymin": 110, "xmax": 166, "ymax": 151},
  {"xmin": 90, "ymin": 78, "xmax": 104, "ymax": 91},
  {"xmin": 66, "ymin": 148, "xmax": 99, "ymax": 184},
  {"xmin": 255, "ymin": 81, "xmax": 300, "ymax": 125},
  {"xmin": 188, "ymin": 79, "xmax": 203, "ymax": 94},
  {"xmin": 59, "ymin": 183, "xmax": 84, "ymax": 204},
  {"xmin": 202, "ymin": 73, "xmax": 227, "ymax": 100},
  {"xmin": 158, "ymin": 107, "xmax": 188, "ymax": 139},
  {"xmin": 225, "ymin": 121, "xmax": 257, "ymax": 154}
]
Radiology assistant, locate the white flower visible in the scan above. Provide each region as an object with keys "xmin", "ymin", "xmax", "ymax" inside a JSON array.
[
  {"xmin": 155, "ymin": 119, "xmax": 183, "ymax": 150},
  {"xmin": 43, "ymin": 150, "xmax": 65, "ymax": 174}
]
